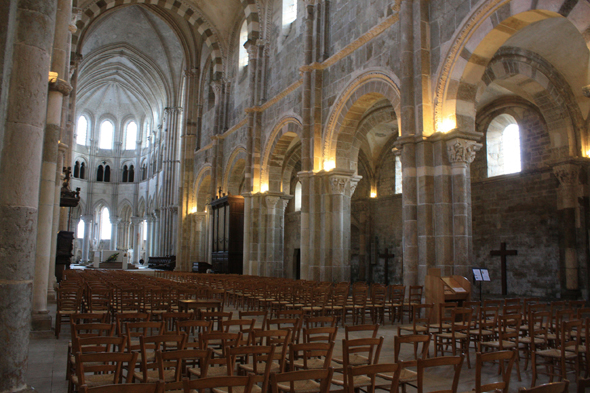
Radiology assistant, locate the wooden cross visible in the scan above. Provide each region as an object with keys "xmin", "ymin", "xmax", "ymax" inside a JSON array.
[
  {"xmin": 490, "ymin": 242, "xmax": 518, "ymax": 296},
  {"xmin": 379, "ymin": 248, "xmax": 395, "ymax": 286}
]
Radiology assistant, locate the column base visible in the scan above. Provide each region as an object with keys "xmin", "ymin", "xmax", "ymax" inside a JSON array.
[{"xmin": 31, "ymin": 312, "xmax": 52, "ymax": 332}]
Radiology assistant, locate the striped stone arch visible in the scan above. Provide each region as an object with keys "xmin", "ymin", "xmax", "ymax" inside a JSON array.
[
  {"xmin": 434, "ymin": 0, "xmax": 590, "ymax": 134},
  {"xmin": 223, "ymin": 146, "xmax": 247, "ymax": 195},
  {"xmin": 195, "ymin": 164, "xmax": 212, "ymax": 212},
  {"xmin": 240, "ymin": 0, "xmax": 261, "ymax": 40},
  {"xmin": 261, "ymin": 116, "xmax": 303, "ymax": 193},
  {"xmin": 482, "ymin": 47, "xmax": 582, "ymax": 156},
  {"xmin": 323, "ymin": 69, "xmax": 401, "ymax": 172},
  {"xmin": 73, "ymin": 0, "xmax": 224, "ymax": 75}
]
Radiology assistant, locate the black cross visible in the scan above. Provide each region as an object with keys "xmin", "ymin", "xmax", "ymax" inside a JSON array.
[
  {"xmin": 490, "ymin": 242, "xmax": 518, "ymax": 296},
  {"xmin": 379, "ymin": 248, "xmax": 395, "ymax": 286}
]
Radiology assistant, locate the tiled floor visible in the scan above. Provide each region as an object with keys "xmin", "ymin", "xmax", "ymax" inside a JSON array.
[{"xmin": 26, "ymin": 304, "xmax": 582, "ymax": 392}]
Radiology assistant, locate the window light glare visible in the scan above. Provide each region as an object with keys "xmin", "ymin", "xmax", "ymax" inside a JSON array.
[
  {"xmin": 370, "ymin": 192, "xmax": 377, "ymax": 198},
  {"xmin": 260, "ymin": 183, "xmax": 269, "ymax": 193},
  {"xmin": 324, "ymin": 160, "xmax": 336, "ymax": 171}
]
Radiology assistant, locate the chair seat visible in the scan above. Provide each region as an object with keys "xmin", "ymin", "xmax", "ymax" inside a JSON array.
[
  {"xmin": 214, "ymin": 384, "xmax": 262, "ymax": 393},
  {"xmin": 436, "ymin": 332, "xmax": 468, "ymax": 339},
  {"xmin": 520, "ymin": 336, "xmax": 545, "ymax": 345},
  {"xmin": 189, "ymin": 365, "xmax": 227, "ymax": 377},
  {"xmin": 377, "ymin": 368, "xmax": 416, "ymax": 383},
  {"xmin": 399, "ymin": 325, "xmax": 428, "ymax": 333},
  {"xmin": 240, "ymin": 361, "xmax": 281, "ymax": 374},
  {"xmin": 469, "ymin": 329, "xmax": 493, "ymax": 336},
  {"xmin": 332, "ymin": 354, "xmax": 369, "ymax": 366},
  {"xmin": 331, "ymin": 374, "xmax": 389, "ymax": 388},
  {"xmin": 134, "ymin": 369, "xmax": 175, "ymax": 382},
  {"xmin": 71, "ymin": 373, "xmax": 117, "ymax": 387},
  {"xmin": 292, "ymin": 358, "xmax": 326, "ymax": 370},
  {"xmin": 276, "ymin": 379, "xmax": 321, "ymax": 393},
  {"xmin": 480, "ymin": 340, "xmax": 517, "ymax": 349},
  {"xmin": 536, "ymin": 348, "xmax": 578, "ymax": 359}
]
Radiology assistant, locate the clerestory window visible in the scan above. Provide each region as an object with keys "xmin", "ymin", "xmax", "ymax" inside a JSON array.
[{"xmin": 487, "ymin": 114, "xmax": 522, "ymax": 177}]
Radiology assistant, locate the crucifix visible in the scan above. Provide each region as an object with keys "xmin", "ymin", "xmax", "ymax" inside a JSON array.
[
  {"xmin": 379, "ymin": 248, "xmax": 395, "ymax": 286},
  {"xmin": 490, "ymin": 242, "xmax": 518, "ymax": 296}
]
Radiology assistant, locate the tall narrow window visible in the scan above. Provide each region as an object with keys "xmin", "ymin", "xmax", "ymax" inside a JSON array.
[
  {"xmin": 395, "ymin": 155, "xmax": 403, "ymax": 194},
  {"xmin": 129, "ymin": 165, "xmax": 135, "ymax": 182},
  {"xmin": 99, "ymin": 120, "xmax": 114, "ymax": 150},
  {"xmin": 141, "ymin": 163, "xmax": 147, "ymax": 181},
  {"xmin": 104, "ymin": 165, "xmax": 111, "ymax": 182},
  {"xmin": 487, "ymin": 114, "xmax": 521, "ymax": 177},
  {"xmin": 77, "ymin": 116, "xmax": 88, "ymax": 146},
  {"xmin": 142, "ymin": 220, "xmax": 148, "ymax": 241},
  {"xmin": 294, "ymin": 182, "xmax": 302, "ymax": 211},
  {"xmin": 125, "ymin": 121, "xmax": 137, "ymax": 150},
  {"xmin": 100, "ymin": 207, "xmax": 111, "ymax": 240},
  {"xmin": 122, "ymin": 165, "xmax": 129, "ymax": 182},
  {"xmin": 282, "ymin": 0, "xmax": 297, "ymax": 26},
  {"xmin": 239, "ymin": 21, "xmax": 249, "ymax": 69},
  {"xmin": 80, "ymin": 162, "xmax": 86, "ymax": 179},
  {"xmin": 77, "ymin": 219, "xmax": 85, "ymax": 239},
  {"xmin": 97, "ymin": 165, "xmax": 104, "ymax": 182},
  {"xmin": 73, "ymin": 161, "xmax": 80, "ymax": 178}
]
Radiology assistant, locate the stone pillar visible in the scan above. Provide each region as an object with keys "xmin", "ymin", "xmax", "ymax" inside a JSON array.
[
  {"xmin": 131, "ymin": 217, "xmax": 142, "ymax": 264},
  {"xmin": 194, "ymin": 213, "xmax": 206, "ymax": 263},
  {"xmin": 0, "ymin": 0, "xmax": 58, "ymax": 390},
  {"xmin": 398, "ymin": 137, "xmax": 418, "ymax": 286},
  {"xmin": 146, "ymin": 216, "xmax": 154, "ymax": 258},
  {"xmin": 553, "ymin": 162, "xmax": 581, "ymax": 294},
  {"xmin": 110, "ymin": 216, "xmax": 121, "ymax": 250},
  {"xmin": 446, "ymin": 136, "xmax": 481, "ymax": 277},
  {"xmin": 261, "ymin": 194, "xmax": 292, "ymax": 277},
  {"xmin": 243, "ymin": 194, "xmax": 252, "ymax": 274},
  {"xmin": 81, "ymin": 214, "xmax": 92, "ymax": 263}
]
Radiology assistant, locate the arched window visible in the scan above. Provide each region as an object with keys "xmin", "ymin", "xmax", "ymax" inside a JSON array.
[
  {"xmin": 97, "ymin": 165, "xmax": 104, "ymax": 182},
  {"xmin": 238, "ymin": 21, "xmax": 249, "ymax": 69},
  {"xmin": 80, "ymin": 162, "xmax": 86, "ymax": 180},
  {"xmin": 77, "ymin": 219, "xmax": 85, "ymax": 239},
  {"xmin": 104, "ymin": 165, "xmax": 111, "ymax": 182},
  {"xmin": 283, "ymin": 0, "xmax": 297, "ymax": 27},
  {"xmin": 73, "ymin": 161, "xmax": 80, "ymax": 178},
  {"xmin": 122, "ymin": 165, "xmax": 129, "ymax": 182},
  {"xmin": 142, "ymin": 220, "xmax": 148, "ymax": 241},
  {"xmin": 395, "ymin": 155, "xmax": 403, "ymax": 194},
  {"xmin": 99, "ymin": 207, "xmax": 111, "ymax": 240},
  {"xmin": 125, "ymin": 121, "xmax": 137, "ymax": 150},
  {"xmin": 141, "ymin": 163, "xmax": 147, "ymax": 181},
  {"xmin": 76, "ymin": 116, "xmax": 88, "ymax": 146},
  {"xmin": 294, "ymin": 182, "xmax": 302, "ymax": 211},
  {"xmin": 487, "ymin": 114, "xmax": 522, "ymax": 177},
  {"xmin": 99, "ymin": 120, "xmax": 114, "ymax": 150},
  {"xmin": 129, "ymin": 165, "xmax": 135, "ymax": 182}
]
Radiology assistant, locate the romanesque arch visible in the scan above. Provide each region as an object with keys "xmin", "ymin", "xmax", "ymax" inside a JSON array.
[
  {"xmin": 223, "ymin": 147, "xmax": 247, "ymax": 195},
  {"xmin": 195, "ymin": 165, "xmax": 212, "ymax": 212},
  {"xmin": 261, "ymin": 116, "xmax": 302, "ymax": 192}
]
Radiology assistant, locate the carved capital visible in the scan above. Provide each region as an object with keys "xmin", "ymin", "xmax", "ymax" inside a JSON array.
[
  {"xmin": 553, "ymin": 163, "xmax": 580, "ymax": 187},
  {"xmin": 210, "ymin": 80, "xmax": 223, "ymax": 103},
  {"xmin": 110, "ymin": 216, "xmax": 122, "ymax": 225},
  {"xmin": 245, "ymin": 39, "xmax": 258, "ymax": 59},
  {"xmin": 446, "ymin": 138, "xmax": 481, "ymax": 165},
  {"xmin": 265, "ymin": 196, "xmax": 280, "ymax": 210},
  {"xmin": 49, "ymin": 78, "xmax": 73, "ymax": 96},
  {"xmin": 329, "ymin": 176, "xmax": 349, "ymax": 195},
  {"xmin": 81, "ymin": 214, "xmax": 93, "ymax": 223}
]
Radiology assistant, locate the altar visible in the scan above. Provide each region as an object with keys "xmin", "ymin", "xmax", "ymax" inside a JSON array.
[{"xmin": 94, "ymin": 250, "xmax": 136, "ymax": 270}]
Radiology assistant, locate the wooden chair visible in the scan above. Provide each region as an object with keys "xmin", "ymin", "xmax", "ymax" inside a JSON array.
[
  {"xmin": 176, "ymin": 319, "xmax": 212, "ymax": 349},
  {"xmin": 332, "ymin": 324, "xmax": 379, "ymax": 367},
  {"xmin": 155, "ymin": 349, "xmax": 211, "ymax": 392},
  {"xmin": 367, "ymin": 284, "xmax": 387, "ymax": 325},
  {"xmin": 266, "ymin": 316, "xmax": 302, "ymax": 344},
  {"xmin": 325, "ymin": 284, "xmax": 348, "ymax": 326},
  {"xmin": 520, "ymin": 310, "xmax": 550, "ymax": 371},
  {"xmin": 200, "ymin": 311, "xmax": 233, "ymax": 331},
  {"xmin": 304, "ymin": 315, "xmax": 337, "ymax": 329},
  {"xmin": 346, "ymin": 363, "xmax": 401, "ymax": 393},
  {"xmin": 270, "ymin": 367, "xmax": 334, "ymax": 393},
  {"xmin": 182, "ymin": 375, "xmax": 257, "ymax": 393},
  {"xmin": 532, "ymin": 319, "xmax": 581, "ymax": 386},
  {"xmin": 344, "ymin": 284, "xmax": 368, "ymax": 325},
  {"xmin": 134, "ymin": 334, "xmax": 187, "ymax": 383},
  {"xmin": 416, "ymin": 355, "xmax": 464, "ymax": 393},
  {"xmin": 302, "ymin": 326, "xmax": 337, "ymax": 344},
  {"xmin": 474, "ymin": 350, "xmax": 517, "ymax": 393},
  {"xmin": 434, "ymin": 307, "xmax": 473, "ymax": 368},
  {"xmin": 72, "ymin": 352, "xmax": 138, "ymax": 390},
  {"xmin": 228, "ymin": 345, "xmax": 276, "ymax": 393},
  {"xmin": 125, "ymin": 321, "xmax": 164, "ymax": 354},
  {"xmin": 247, "ymin": 330, "xmax": 292, "ymax": 375},
  {"xmin": 430, "ymin": 302, "xmax": 458, "ymax": 334},
  {"xmin": 479, "ymin": 314, "xmax": 522, "ymax": 381},
  {"xmin": 56, "ymin": 287, "xmax": 83, "ymax": 338},
  {"xmin": 115, "ymin": 312, "xmax": 150, "ymax": 336},
  {"xmin": 378, "ymin": 334, "xmax": 430, "ymax": 393},
  {"xmin": 403, "ymin": 286, "xmax": 423, "ymax": 323},
  {"xmin": 469, "ymin": 306, "xmax": 498, "ymax": 350},
  {"xmin": 79, "ymin": 381, "xmax": 164, "ymax": 393},
  {"xmin": 331, "ymin": 337, "xmax": 384, "ymax": 391},
  {"xmin": 398, "ymin": 304, "xmax": 433, "ymax": 336},
  {"xmin": 191, "ymin": 331, "xmax": 242, "ymax": 377},
  {"xmin": 162, "ymin": 312, "xmax": 194, "ymax": 333},
  {"xmin": 577, "ymin": 377, "xmax": 590, "ymax": 393},
  {"xmin": 518, "ymin": 380, "xmax": 569, "ymax": 393},
  {"xmin": 387, "ymin": 285, "xmax": 405, "ymax": 324},
  {"xmin": 289, "ymin": 342, "xmax": 334, "ymax": 371}
]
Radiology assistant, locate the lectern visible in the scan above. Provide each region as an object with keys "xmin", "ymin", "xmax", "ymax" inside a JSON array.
[{"xmin": 425, "ymin": 268, "xmax": 471, "ymax": 323}]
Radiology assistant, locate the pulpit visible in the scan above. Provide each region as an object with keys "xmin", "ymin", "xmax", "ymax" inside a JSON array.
[
  {"xmin": 210, "ymin": 194, "xmax": 244, "ymax": 274},
  {"xmin": 425, "ymin": 268, "xmax": 471, "ymax": 323}
]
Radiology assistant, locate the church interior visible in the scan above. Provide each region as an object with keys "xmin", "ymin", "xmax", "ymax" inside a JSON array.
[{"xmin": 2, "ymin": 0, "xmax": 590, "ymax": 392}]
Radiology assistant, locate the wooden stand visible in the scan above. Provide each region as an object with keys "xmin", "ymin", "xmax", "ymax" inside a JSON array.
[
  {"xmin": 425, "ymin": 268, "xmax": 471, "ymax": 323},
  {"xmin": 210, "ymin": 194, "xmax": 244, "ymax": 275}
]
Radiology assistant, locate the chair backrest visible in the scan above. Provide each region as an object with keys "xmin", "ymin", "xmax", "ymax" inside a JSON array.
[
  {"xmin": 115, "ymin": 312, "xmax": 149, "ymax": 336},
  {"xmin": 341, "ymin": 336, "xmax": 384, "ymax": 370},
  {"xmin": 388, "ymin": 285, "xmax": 405, "ymax": 305},
  {"xmin": 75, "ymin": 351, "xmax": 138, "ymax": 386},
  {"xmin": 125, "ymin": 321, "xmax": 164, "ymax": 352},
  {"xmin": 269, "ymin": 367, "xmax": 334, "ymax": 393},
  {"xmin": 370, "ymin": 284, "xmax": 387, "ymax": 306},
  {"xmin": 289, "ymin": 341, "xmax": 334, "ymax": 370},
  {"xmin": 252, "ymin": 329, "xmax": 292, "ymax": 372},
  {"xmin": 346, "ymin": 363, "xmax": 401, "ymax": 393},
  {"xmin": 183, "ymin": 374, "xmax": 257, "ymax": 393},
  {"xmin": 408, "ymin": 286, "xmax": 423, "ymax": 304},
  {"xmin": 79, "ymin": 381, "xmax": 164, "ymax": 393},
  {"xmin": 222, "ymin": 318, "xmax": 255, "ymax": 345},
  {"xmin": 155, "ymin": 348, "xmax": 211, "ymax": 391},
  {"xmin": 137, "ymin": 334, "xmax": 187, "ymax": 382},
  {"xmin": 200, "ymin": 331, "xmax": 243, "ymax": 369},
  {"xmin": 344, "ymin": 324, "xmax": 379, "ymax": 340},
  {"xmin": 162, "ymin": 312, "xmax": 194, "ymax": 333},
  {"xmin": 304, "ymin": 315, "xmax": 337, "ymax": 329},
  {"xmin": 475, "ymin": 350, "xmax": 516, "ymax": 393},
  {"xmin": 73, "ymin": 335, "xmax": 127, "ymax": 356},
  {"xmin": 577, "ymin": 378, "xmax": 590, "ymax": 393},
  {"xmin": 450, "ymin": 308, "xmax": 472, "ymax": 335},
  {"xmin": 227, "ymin": 345, "xmax": 276, "ymax": 393},
  {"xmin": 200, "ymin": 311, "xmax": 233, "ymax": 331},
  {"xmin": 176, "ymin": 319, "xmax": 212, "ymax": 348},
  {"xmin": 71, "ymin": 322, "xmax": 115, "ymax": 340},
  {"xmin": 411, "ymin": 303, "xmax": 434, "ymax": 333},
  {"xmin": 528, "ymin": 310, "xmax": 550, "ymax": 351},
  {"xmin": 266, "ymin": 317, "xmax": 302, "ymax": 344},
  {"xmin": 518, "ymin": 380, "xmax": 569, "ymax": 393},
  {"xmin": 239, "ymin": 310, "xmax": 268, "ymax": 330},
  {"xmin": 394, "ymin": 334, "xmax": 430, "ymax": 366},
  {"xmin": 72, "ymin": 313, "xmax": 108, "ymax": 325},
  {"xmin": 417, "ymin": 355, "xmax": 464, "ymax": 393},
  {"xmin": 497, "ymin": 314, "xmax": 522, "ymax": 345},
  {"xmin": 302, "ymin": 326, "xmax": 337, "ymax": 344}
]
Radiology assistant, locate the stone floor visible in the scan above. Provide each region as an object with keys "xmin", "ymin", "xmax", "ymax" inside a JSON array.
[{"xmin": 26, "ymin": 304, "xmax": 582, "ymax": 392}]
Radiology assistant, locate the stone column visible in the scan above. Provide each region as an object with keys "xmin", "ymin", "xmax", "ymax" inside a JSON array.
[
  {"xmin": 398, "ymin": 137, "xmax": 418, "ymax": 286},
  {"xmin": 110, "ymin": 216, "xmax": 121, "ymax": 250},
  {"xmin": 243, "ymin": 194, "xmax": 253, "ymax": 274},
  {"xmin": 553, "ymin": 162, "xmax": 581, "ymax": 294},
  {"xmin": 81, "ymin": 214, "xmax": 92, "ymax": 264},
  {"xmin": 146, "ymin": 216, "xmax": 154, "ymax": 258},
  {"xmin": 261, "ymin": 194, "xmax": 292, "ymax": 277},
  {"xmin": 0, "ymin": 0, "xmax": 58, "ymax": 390},
  {"xmin": 446, "ymin": 136, "xmax": 481, "ymax": 277},
  {"xmin": 131, "ymin": 217, "xmax": 143, "ymax": 264},
  {"xmin": 194, "ymin": 213, "xmax": 206, "ymax": 263}
]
